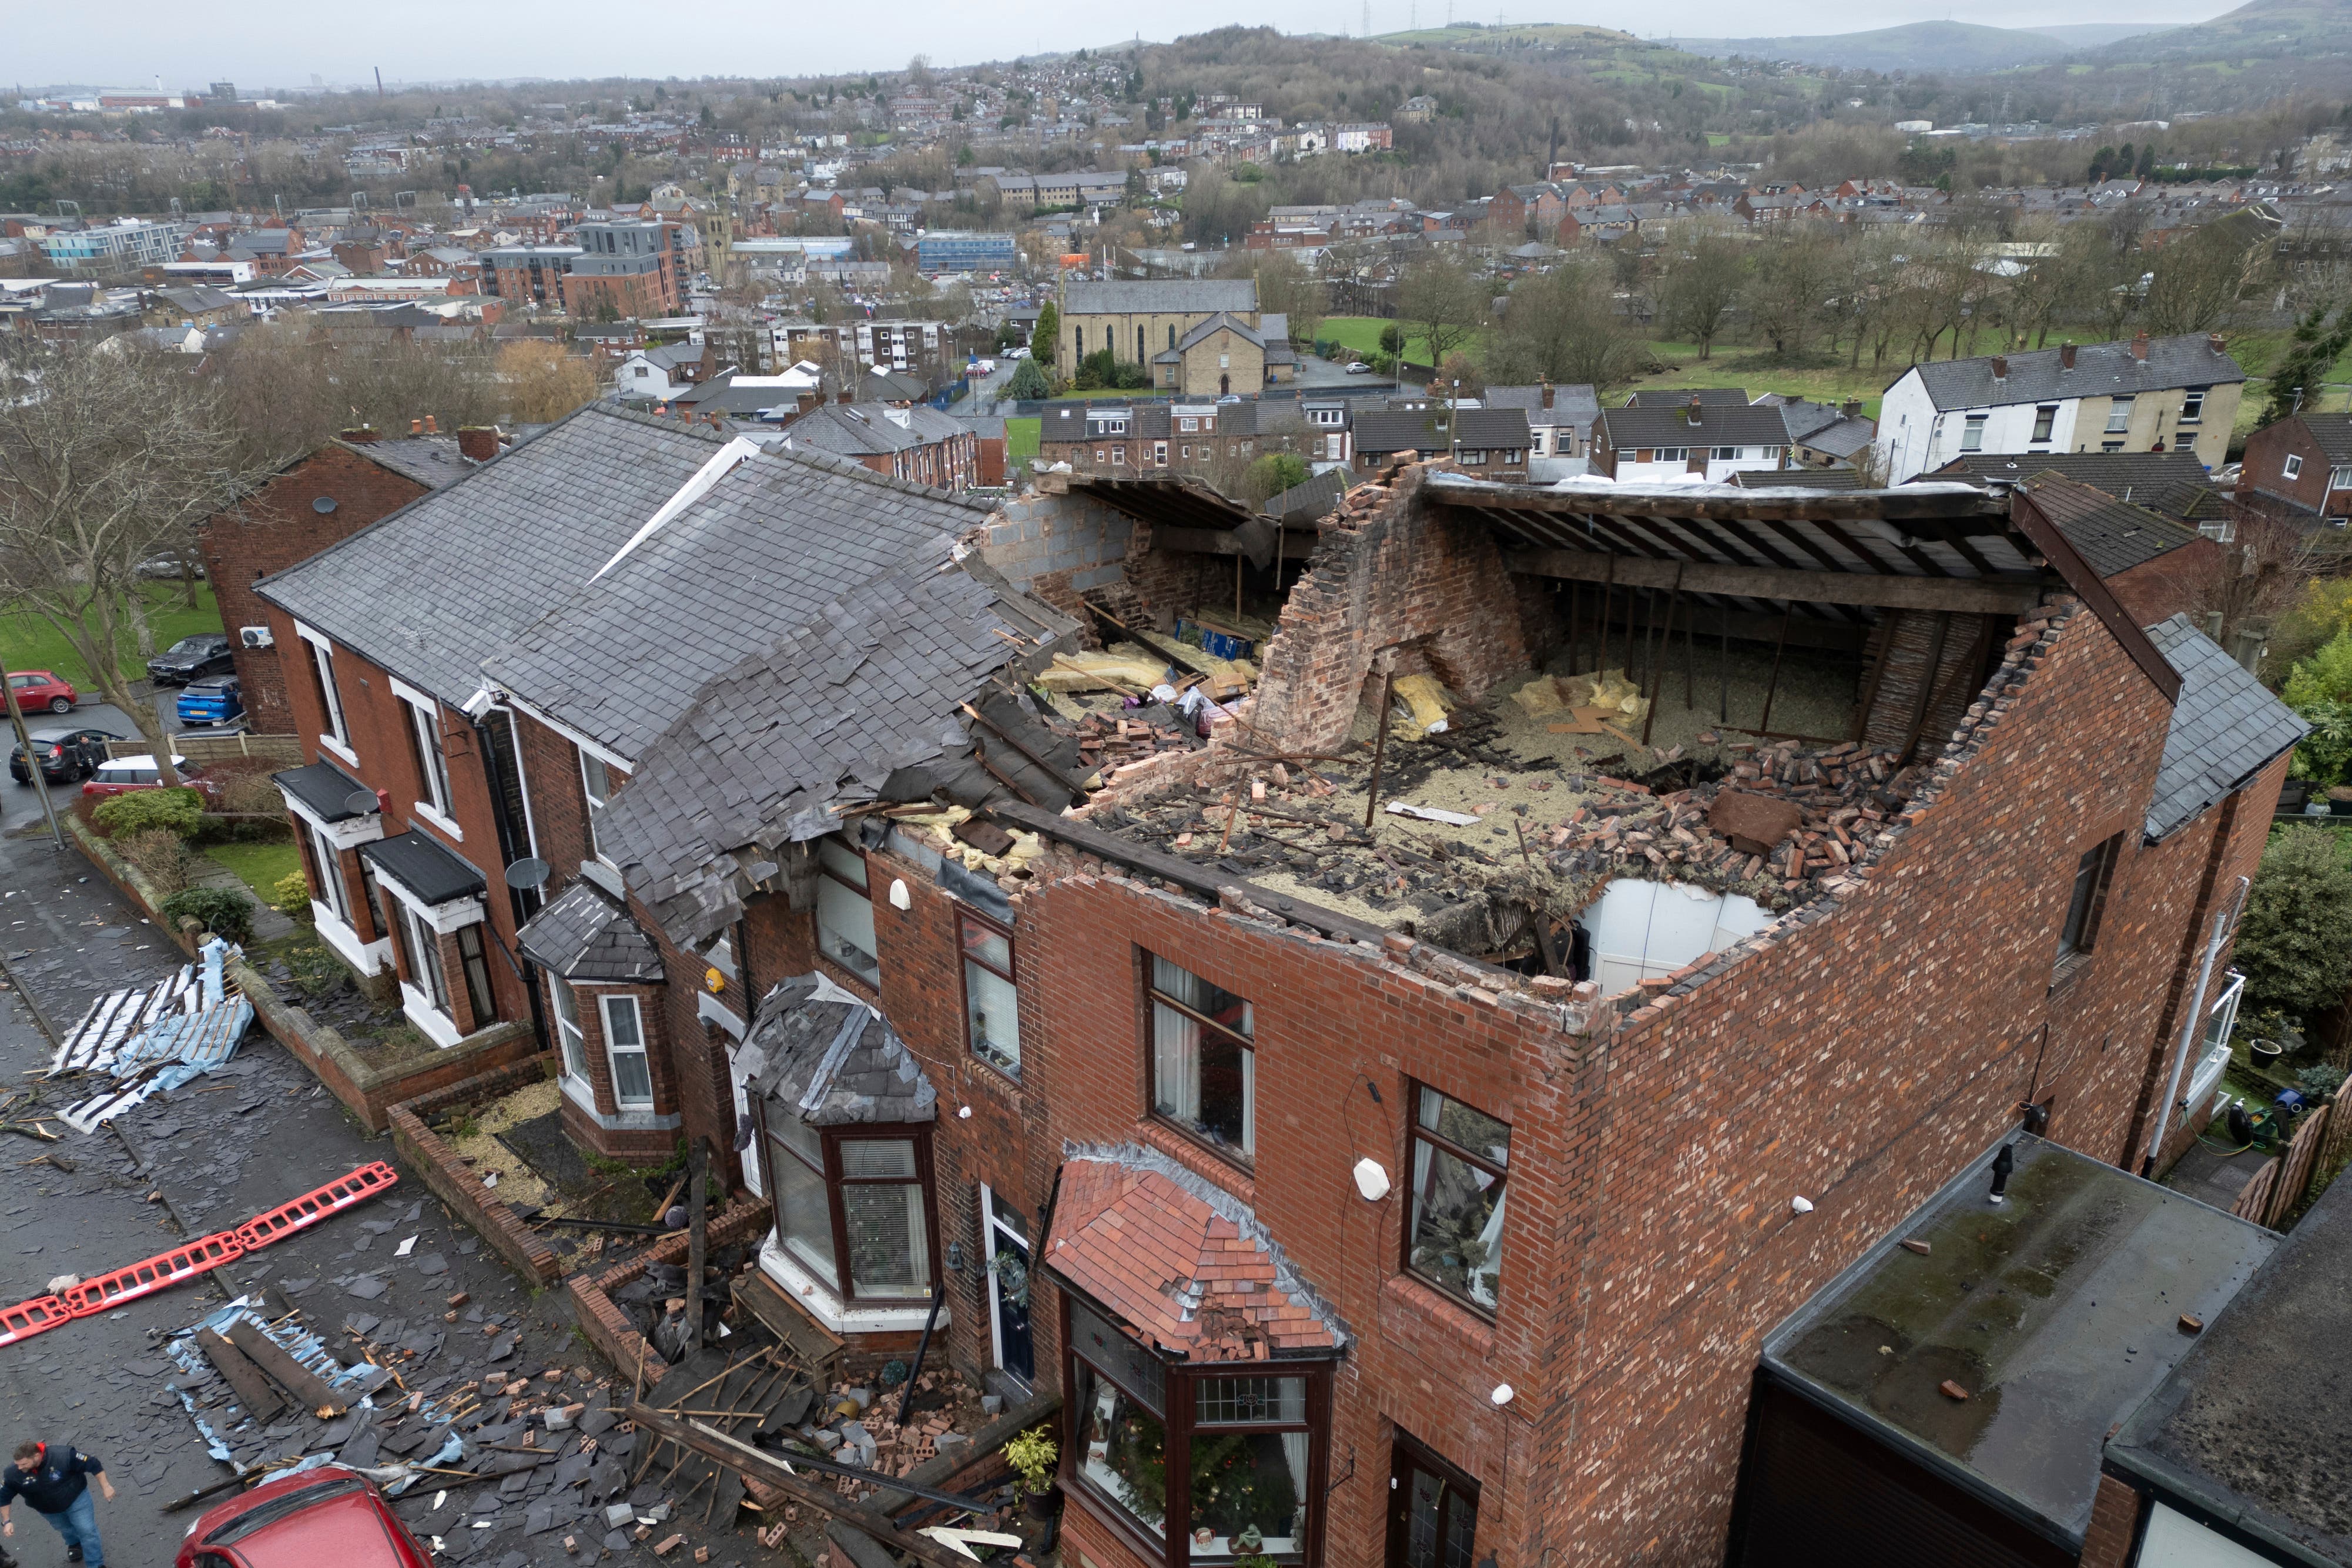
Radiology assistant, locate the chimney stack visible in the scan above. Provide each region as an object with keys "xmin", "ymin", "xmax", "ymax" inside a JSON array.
[
  {"xmin": 455, "ymin": 425, "xmax": 500, "ymax": 463},
  {"xmin": 1842, "ymin": 397, "xmax": 1862, "ymax": 420},
  {"xmin": 1540, "ymin": 380, "xmax": 1554, "ymax": 410},
  {"xmin": 798, "ymin": 391, "xmax": 818, "ymax": 414},
  {"xmin": 410, "ymin": 418, "xmax": 424, "ymax": 435},
  {"xmin": 2059, "ymin": 342, "xmax": 2078, "ymax": 370},
  {"xmin": 423, "ymin": 415, "xmax": 438, "ymax": 434},
  {"xmin": 1991, "ymin": 355, "xmax": 2008, "ymax": 380},
  {"xmin": 838, "ymin": 388, "xmax": 854, "ymax": 404},
  {"xmin": 1686, "ymin": 396, "xmax": 1703, "ymax": 427},
  {"xmin": 2130, "ymin": 328, "xmax": 2149, "ymax": 361},
  {"xmin": 339, "ymin": 424, "xmax": 380, "ymax": 444},
  {"xmin": 2209, "ymin": 332, "xmax": 2227, "ymax": 354}
]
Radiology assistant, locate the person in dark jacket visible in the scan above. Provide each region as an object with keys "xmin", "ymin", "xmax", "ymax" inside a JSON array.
[{"xmin": 0, "ymin": 1439, "xmax": 112, "ymax": 1565}]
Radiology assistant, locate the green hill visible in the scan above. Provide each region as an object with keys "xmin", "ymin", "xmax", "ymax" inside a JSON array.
[
  {"xmin": 2093, "ymin": 0, "xmax": 2352, "ymax": 59},
  {"xmin": 1674, "ymin": 20, "xmax": 2083, "ymax": 72}
]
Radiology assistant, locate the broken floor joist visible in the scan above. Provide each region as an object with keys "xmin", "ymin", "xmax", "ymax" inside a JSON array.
[{"xmin": 1504, "ymin": 549, "xmax": 2047, "ymax": 615}]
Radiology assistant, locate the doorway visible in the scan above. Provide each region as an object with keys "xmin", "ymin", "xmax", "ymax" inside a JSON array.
[
  {"xmin": 980, "ymin": 1183, "xmax": 1033, "ymax": 1387},
  {"xmin": 1388, "ymin": 1430, "xmax": 1479, "ymax": 1568}
]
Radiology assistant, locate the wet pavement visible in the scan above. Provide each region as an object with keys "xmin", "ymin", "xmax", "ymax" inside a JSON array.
[{"xmin": 0, "ymin": 815, "xmax": 759, "ymax": 1567}]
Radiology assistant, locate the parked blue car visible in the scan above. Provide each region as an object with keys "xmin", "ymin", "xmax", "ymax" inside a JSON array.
[{"xmin": 176, "ymin": 673, "xmax": 244, "ymax": 728}]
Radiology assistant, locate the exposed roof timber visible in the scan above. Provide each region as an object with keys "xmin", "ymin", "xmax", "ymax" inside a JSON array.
[
  {"xmin": 2009, "ymin": 491, "xmax": 2183, "ymax": 703},
  {"xmin": 1428, "ymin": 480, "xmax": 2012, "ymax": 524},
  {"xmin": 1151, "ymin": 522, "xmax": 1324, "ymax": 557},
  {"xmin": 1508, "ymin": 548, "xmax": 2048, "ymax": 614},
  {"xmin": 1579, "ymin": 595, "xmax": 1868, "ymax": 652},
  {"xmin": 1062, "ymin": 474, "xmax": 1255, "ymax": 532}
]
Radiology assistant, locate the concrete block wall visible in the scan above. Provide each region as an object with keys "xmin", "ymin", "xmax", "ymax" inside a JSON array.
[{"xmin": 975, "ymin": 488, "xmax": 1134, "ymax": 617}]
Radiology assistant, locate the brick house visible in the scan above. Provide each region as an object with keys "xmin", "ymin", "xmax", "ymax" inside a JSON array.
[
  {"xmin": 1592, "ymin": 396, "xmax": 1797, "ymax": 481},
  {"xmin": 1352, "ymin": 406, "xmax": 1532, "ymax": 480},
  {"xmin": 2234, "ymin": 409, "xmax": 2352, "ymax": 528},
  {"xmin": 196, "ymin": 430, "xmax": 482, "ymax": 732}
]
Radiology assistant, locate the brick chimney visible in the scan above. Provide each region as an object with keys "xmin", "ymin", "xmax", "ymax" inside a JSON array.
[
  {"xmin": 410, "ymin": 418, "xmax": 424, "ymax": 435},
  {"xmin": 1540, "ymin": 380, "xmax": 1554, "ymax": 410},
  {"xmin": 2130, "ymin": 328, "xmax": 2149, "ymax": 361},
  {"xmin": 838, "ymin": 389, "xmax": 854, "ymax": 404},
  {"xmin": 2209, "ymin": 332, "xmax": 2227, "ymax": 354},
  {"xmin": 1991, "ymin": 354, "xmax": 2008, "ymax": 380},
  {"xmin": 423, "ymin": 414, "xmax": 438, "ymax": 434},
  {"xmin": 1841, "ymin": 397, "xmax": 1862, "ymax": 420},
  {"xmin": 455, "ymin": 425, "xmax": 500, "ymax": 463},
  {"xmin": 798, "ymin": 391, "xmax": 819, "ymax": 414},
  {"xmin": 339, "ymin": 424, "xmax": 380, "ymax": 444},
  {"xmin": 2060, "ymin": 343, "xmax": 2077, "ymax": 370},
  {"xmin": 1686, "ymin": 397, "xmax": 1703, "ymax": 427}
]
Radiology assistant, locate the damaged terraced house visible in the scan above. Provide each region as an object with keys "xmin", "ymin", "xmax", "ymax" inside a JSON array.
[{"xmin": 250, "ymin": 402, "xmax": 2305, "ymax": 1568}]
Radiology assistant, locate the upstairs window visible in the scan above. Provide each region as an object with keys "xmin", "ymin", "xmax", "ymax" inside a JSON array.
[
  {"xmin": 2058, "ymin": 834, "xmax": 2122, "ymax": 969},
  {"xmin": 2180, "ymin": 387, "xmax": 2207, "ymax": 424},
  {"xmin": 1960, "ymin": 414, "xmax": 1988, "ymax": 451},
  {"xmin": 816, "ymin": 837, "xmax": 881, "ymax": 985},
  {"xmin": 1405, "ymin": 1085, "xmax": 1512, "ymax": 1314},
  {"xmin": 2105, "ymin": 396, "xmax": 2135, "ymax": 434},
  {"xmin": 1148, "ymin": 954, "xmax": 1254, "ymax": 1160},
  {"xmin": 962, "ymin": 912, "xmax": 1021, "ymax": 1077},
  {"xmin": 404, "ymin": 695, "xmax": 452, "ymax": 819},
  {"xmin": 2031, "ymin": 405, "xmax": 2058, "ymax": 443},
  {"xmin": 2285, "ymin": 454, "xmax": 2306, "ymax": 481},
  {"xmin": 306, "ymin": 635, "xmax": 349, "ymax": 750}
]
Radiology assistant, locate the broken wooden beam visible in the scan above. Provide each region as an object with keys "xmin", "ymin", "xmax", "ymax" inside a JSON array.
[
  {"xmin": 1503, "ymin": 549, "xmax": 2046, "ymax": 615},
  {"xmin": 195, "ymin": 1328, "xmax": 286, "ymax": 1425},
  {"xmin": 225, "ymin": 1319, "xmax": 347, "ymax": 1416}
]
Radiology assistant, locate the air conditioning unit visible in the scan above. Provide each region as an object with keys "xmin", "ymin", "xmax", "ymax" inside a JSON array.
[{"xmin": 239, "ymin": 625, "xmax": 274, "ymax": 649}]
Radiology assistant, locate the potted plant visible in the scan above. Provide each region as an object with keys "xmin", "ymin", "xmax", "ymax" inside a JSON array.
[{"xmin": 1005, "ymin": 1426, "xmax": 1061, "ymax": 1519}]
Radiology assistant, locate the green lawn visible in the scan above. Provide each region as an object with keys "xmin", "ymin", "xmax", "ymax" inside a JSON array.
[
  {"xmin": 203, "ymin": 837, "xmax": 300, "ymax": 904},
  {"xmin": 1005, "ymin": 417, "xmax": 1041, "ymax": 464},
  {"xmin": 0, "ymin": 582, "xmax": 225, "ymax": 687},
  {"xmin": 1630, "ymin": 349, "xmax": 1894, "ymax": 418}
]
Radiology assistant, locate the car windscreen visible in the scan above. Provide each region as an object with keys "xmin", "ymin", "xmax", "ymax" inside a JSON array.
[
  {"xmin": 203, "ymin": 1477, "xmax": 370, "ymax": 1545},
  {"xmin": 166, "ymin": 636, "xmax": 218, "ymax": 656}
]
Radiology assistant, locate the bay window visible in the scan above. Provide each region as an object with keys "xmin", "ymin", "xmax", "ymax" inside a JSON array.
[
  {"xmin": 763, "ymin": 1117, "xmax": 935, "ymax": 1304},
  {"xmin": 816, "ymin": 837, "xmax": 881, "ymax": 985},
  {"xmin": 1067, "ymin": 1295, "xmax": 1327, "ymax": 1564},
  {"xmin": 962, "ymin": 912, "xmax": 1020, "ymax": 1076},
  {"xmin": 601, "ymin": 994, "xmax": 654, "ymax": 1109},
  {"xmin": 398, "ymin": 905, "xmax": 450, "ymax": 1015},
  {"xmin": 456, "ymin": 924, "xmax": 497, "ymax": 1026},
  {"xmin": 1404, "ymin": 1084, "xmax": 1512, "ymax": 1314},
  {"xmin": 551, "ymin": 975, "xmax": 589, "ymax": 1082},
  {"xmin": 1148, "ymin": 954, "xmax": 1254, "ymax": 1160}
]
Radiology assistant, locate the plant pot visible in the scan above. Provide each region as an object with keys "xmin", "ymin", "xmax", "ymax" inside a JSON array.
[
  {"xmin": 2252, "ymin": 1039, "xmax": 2286, "ymax": 1066},
  {"xmin": 1024, "ymin": 1483, "xmax": 1063, "ymax": 1520}
]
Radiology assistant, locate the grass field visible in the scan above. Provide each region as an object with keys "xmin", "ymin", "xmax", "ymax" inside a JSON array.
[
  {"xmin": 1005, "ymin": 417, "xmax": 1041, "ymax": 465},
  {"xmin": 1316, "ymin": 317, "xmax": 1494, "ymax": 368},
  {"xmin": 0, "ymin": 583, "xmax": 225, "ymax": 688},
  {"xmin": 1632, "ymin": 346, "xmax": 1895, "ymax": 418},
  {"xmin": 204, "ymin": 837, "xmax": 301, "ymax": 904}
]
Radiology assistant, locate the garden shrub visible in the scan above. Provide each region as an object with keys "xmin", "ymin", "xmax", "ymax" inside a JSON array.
[
  {"xmin": 116, "ymin": 828, "xmax": 198, "ymax": 896},
  {"xmin": 92, "ymin": 786, "xmax": 203, "ymax": 839},
  {"xmin": 271, "ymin": 870, "xmax": 314, "ymax": 916},
  {"xmin": 159, "ymin": 885, "xmax": 255, "ymax": 944}
]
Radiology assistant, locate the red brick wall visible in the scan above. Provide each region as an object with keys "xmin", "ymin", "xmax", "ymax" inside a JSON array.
[
  {"xmin": 202, "ymin": 447, "xmax": 428, "ymax": 732},
  {"xmin": 2079, "ymin": 1473, "xmax": 2146, "ymax": 1568},
  {"xmin": 2107, "ymin": 537, "xmax": 2226, "ymax": 629}
]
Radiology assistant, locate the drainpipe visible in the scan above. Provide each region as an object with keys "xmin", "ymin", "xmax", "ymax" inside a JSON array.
[
  {"xmin": 471, "ymin": 706, "xmax": 551, "ymax": 1055},
  {"xmin": 2143, "ymin": 875, "xmax": 2249, "ymax": 1175}
]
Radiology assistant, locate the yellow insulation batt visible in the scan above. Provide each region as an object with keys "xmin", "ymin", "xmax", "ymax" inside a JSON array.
[{"xmin": 1392, "ymin": 673, "xmax": 1453, "ymax": 738}]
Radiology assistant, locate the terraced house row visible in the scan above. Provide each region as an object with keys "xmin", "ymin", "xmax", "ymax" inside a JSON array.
[{"xmin": 247, "ymin": 403, "xmax": 2304, "ymax": 1568}]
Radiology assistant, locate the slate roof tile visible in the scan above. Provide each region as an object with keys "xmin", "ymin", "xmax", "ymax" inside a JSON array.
[{"xmin": 2145, "ymin": 614, "xmax": 2310, "ymax": 842}]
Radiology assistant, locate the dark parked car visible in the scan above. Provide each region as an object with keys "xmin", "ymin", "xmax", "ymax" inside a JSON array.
[
  {"xmin": 148, "ymin": 633, "xmax": 234, "ymax": 686},
  {"xmin": 9, "ymin": 726, "xmax": 126, "ymax": 785},
  {"xmin": 175, "ymin": 1465, "xmax": 432, "ymax": 1568},
  {"xmin": 177, "ymin": 674, "xmax": 244, "ymax": 728}
]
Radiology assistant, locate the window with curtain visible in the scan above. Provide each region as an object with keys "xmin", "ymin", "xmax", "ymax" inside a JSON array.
[
  {"xmin": 962, "ymin": 912, "xmax": 1020, "ymax": 1076},
  {"xmin": 761, "ymin": 1117, "xmax": 935, "ymax": 1304},
  {"xmin": 1148, "ymin": 954, "xmax": 1254, "ymax": 1160},
  {"xmin": 1067, "ymin": 1296, "xmax": 1326, "ymax": 1564},
  {"xmin": 1405, "ymin": 1084, "xmax": 1511, "ymax": 1315},
  {"xmin": 401, "ymin": 906, "xmax": 450, "ymax": 1014},
  {"xmin": 456, "ymin": 924, "xmax": 497, "ymax": 1026},
  {"xmin": 601, "ymin": 994, "xmax": 653, "ymax": 1108},
  {"xmin": 816, "ymin": 838, "xmax": 880, "ymax": 984},
  {"xmin": 550, "ymin": 976, "xmax": 588, "ymax": 1082}
]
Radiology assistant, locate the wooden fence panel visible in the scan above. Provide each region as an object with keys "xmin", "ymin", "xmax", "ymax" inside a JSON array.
[
  {"xmin": 2266, "ymin": 1102, "xmax": 2333, "ymax": 1229},
  {"xmin": 2232, "ymin": 1157, "xmax": 2280, "ymax": 1225},
  {"xmin": 106, "ymin": 733, "xmax": 304, "ymax": 766}
]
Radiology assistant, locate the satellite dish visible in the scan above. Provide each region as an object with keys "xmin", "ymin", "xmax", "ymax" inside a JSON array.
[
  {"xmin": 504, "ymin": 857, "xmax": 551, "ymax": 890},
  {"xmin": 313, "ymin": 495, "xmax": 339, "ymax": 514},
  {"xmin": 344, "ymin": 788, "xmax": 382, "ymax": 816}
]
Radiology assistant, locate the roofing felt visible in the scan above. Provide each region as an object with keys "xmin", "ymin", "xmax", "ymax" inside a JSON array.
[
  {"xmin": 1907, "ymin": 333, "xmax": 2245, "ymax": 412},
  {"xmin": 1597, "ymin": 401, "xmax": 1801, "ymax": 449},
  {"xmin": 257, "ymin": 404, "xmax": 730, "ymax": 707},
  {"xmin": 346, "ymin": 434, "xmax": 473, "ymax": 490},
  {"xmin": 1764, "ymin": 1135, "xmax": 2275, "ymax": 1550},
  {"xmin": 2105, "ymin": 1159, "xmax": 2352, "ymax": 1562},
  {"xmin": 1044, "ymin": 1143, "xmax": 1346, "ymax": 1363},
  {"xmin": 1353, "ymin": 406, "xmax": 1533, "ymax": 455},
  {"xmin": 513, "ymin": 879, "xmax": 665, "ymax": 983},
  {"xmin": 360, "ymin": 830, "xmax": 485, "ymax": 907},
  {"xmin": 740, "ymin": 973, "xmax": 935, "ymax": 1126},
  {"xmin": 273, "ymin": 760, "xmax": 374, "ymax": 823},
  {"xmin": 598, "ymin": 551, "xmax": 1074, "ymax": 946},
  {"xmin": 2021, "ymin": 474, "xmax": 2204, "ymax": 578},
  {"xmin": 483, "ymin": 444, "xmax": 984, "ymax": 761},
  {"xmin": 1730, "ymin": 467, "xmax": 1864, "ymax": 490},
  {"xmin": 1926, "ymin": 451, "xmax": 2234, "ymax": 522},
  {"xmin": 1060, "ymin": 279, "xmax": 1258, "ymax": 316},
  {"xmin": 2142, "ymin": 614, "xmax": 2311, "ymax": 842}
]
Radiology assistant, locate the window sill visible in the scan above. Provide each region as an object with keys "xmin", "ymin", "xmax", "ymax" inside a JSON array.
[
  {"xmin": 1382, "ymin": 1271, "xmax": 1500, "ymax": 1353},
  {"xmin": 398, "ymin": 985, "xmax": 465, "ymax": 1048},
  {"xmin": 2049, "ymin": 951, "xmax": 2094, "ymax": 996},
  {"xmin": 815, "ymin": 951, "xmax": 882, "ymax": 1000},
  {"xmin": 969, "ymin": 1047, "xmax": 1023, "ymax": 1087},
  {"xmin": 317, "ymin": 733, "xmax": 360, "ymax": 769},
  {"xmin": 1135, "ymin": 1119, "xmax": 1256, "ymax": 1205},
  {"xmin": 410, "ymin": 801, "xmax": 463, "ymax": 844},
  {"xmin": 756, "ymin": 1236, "xmax": 946, "ymax": 1334}
]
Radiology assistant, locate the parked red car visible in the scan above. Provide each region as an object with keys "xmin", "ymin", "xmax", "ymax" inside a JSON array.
[
  {"xmin": 176, "ymin": 1466, "xmax": 431, "ymax": 1568},
  {"xmin": 81, "ymin": 754, "xmax": 220, "ymax": 803},
  {"xmin": 5, "ymin": 669, "xmax": 76, "ymax": 715}
]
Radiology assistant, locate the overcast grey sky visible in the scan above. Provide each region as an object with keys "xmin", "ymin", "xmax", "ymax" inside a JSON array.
[{"xmin": 14, "ymin": 0, "xmax": 2225, "ymax": 92}]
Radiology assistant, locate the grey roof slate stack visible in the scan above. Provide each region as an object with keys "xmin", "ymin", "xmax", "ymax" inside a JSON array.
[
  {"xmin": 742, "ymin": 975, "xmax": 936, "ymax": 1126},
  {"xmin": 1353, "ymin": 406, "xmax": 1532, "ymax": 455},
  {"xmin": 482, "ymin": 445, "xmax": 986, "ymax": 763},
  {"xmin": 599, "ymin": 550, "xmax": 1078, "ymax": 947},
  {"xmin": 514, "ymin": 880, "xmax": 666, "ymax": 983},
  {"xmin": 350, "ymin": 434, "xmax": 473, "ymax": 489},
  {"xmin": 2021, "ymin": 475, "xmax": 2204, "ymax": 578},
  {"xmin": 256, "ymin": 404, "xmax": 729, "ymax": 707},
  {"xmin": 1908, "ymin": 333, "xmax": 2244, "ymax": 411},
  {"xmin": 2143, "ymin": 614, "xmax": 2310, "ymax": 842}
]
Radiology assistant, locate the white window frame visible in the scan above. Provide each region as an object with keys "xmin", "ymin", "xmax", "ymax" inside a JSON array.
[
  {"xmin": 551, "ymin": 974, "xmax": 589, "ymax": 1083},
  {"xmin": 2179, "ymin": 388, "xmax": 2207, "ymax": 424},
  {"xmin": 2285, "ymin": 453, "xmax": 2306, "ymax": 480},
  {"xmin": 393, "ymin": 676, "xmax": 458, "ymax": 838},
  {"xmin": 308, "ymin": 821, "xmax": 349, "ymax": 924},
  {"xmin": 2106, "ymin": 396, "xmax": 2135, "ymax": 435},
  {"xmin": 579, "ymin": 746, "xmax": 611, "ymax": 862},
  {"xmin": 1960, "ymin": 414, "xmax": 1988, "ymax": 452},
  {"xmin": 294, "ymin": 622, "xmax": 356, "ymax": 766},
  {"xmin": 601, "ymin": 993, "xmax": 655, "ymax": 1110}
]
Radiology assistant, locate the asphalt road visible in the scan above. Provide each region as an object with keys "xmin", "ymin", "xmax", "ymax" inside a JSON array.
[
  {"xmin": 0, "ymin": 819, "xmax": 749, "ymax": 1567},
  {"xmin": 4, "ymin": 686, "xmax": 236, "ymax": 842}
]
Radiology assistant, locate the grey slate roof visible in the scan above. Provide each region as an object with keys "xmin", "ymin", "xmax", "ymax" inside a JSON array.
[
  {"xmin": 1483, "ymin": 383, "xmax": 1601, "ymax": 430},
  {"xmin": 1264, "ymin": 467, "xmax": 1350, "ymax": 522},
  {"xmin": 599, "ymin": 551, "xmax": 1076, "ymax": 946},
  {"xmin": 514, "ymin": 880, "xmax": 665, "ymax": 982},
  {"xmin": 2021, "ymin": 475, "xmax": 2203, "ymax": 577},
  {"xmin": 1597, "ymin": 401, "xmax": 1797, "ymax": 448},
  {"xmin": 349, "ymin": 434, "xmax": 473, "ymax": 490},
  {"xmin": 2286, "ymin": 411, "xmax": 2352, "ymax": 464},
  {"xmin": 257, "ymin": 404, "xmax": 729, "ymax": 707},
  {"xmin": 1625, "ymin": 387, "xmax": 1750, "ymax": 407},
  {"xmin": 1061, "ymin": 279, "xmax": 1258, "ymax": 316},
  {"xmin": 1927, "ymin": 451, "xmax": 2235, "ymax": 523},
  {"xmin": 482, "ymin": 445, "xmax": 986, "ymax": 762},
  {"xmin": 1907, "ymin": 333, "xmax": 2244, "ymax": 412},
  {"xmin": 1354, "ymin": 406, "xmax": 1532, "ymax": 455},
  {"xmin": 2143, "ymin": 614, "xmax": 2309, "ymax": 842},
  {"xmin": 742, "ymin": 974, "xmax": 936, "ymax": 1126}
]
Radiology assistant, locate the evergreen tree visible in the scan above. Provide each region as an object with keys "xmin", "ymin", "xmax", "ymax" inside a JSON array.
[{"xmin": 2264, "ymin": 304, "xmax": 2352, "ymax": 424}]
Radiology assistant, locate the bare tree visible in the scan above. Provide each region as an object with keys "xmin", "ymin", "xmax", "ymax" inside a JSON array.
[
  {"xmin": 1486, "ymin": 261, "xmax": 1647, "ymax": 389},
  {"xmin": 1743, "ymin": 232, "xmax": 1839, "ymax": 361},
  {"xmin": 1655, "ymin": 230, "xmax": 1747, "ymax": 360},
  {"xmin": 0, "ymin": 348, "xmax": 261, "ymax": 783},
  {"xmin": 1398, "ymin": 254, "xmax": 1487, "ymax": 370},
  {"xmin": 2143, "ymin": 211, "xmax": 2274, "ymax": 335}
]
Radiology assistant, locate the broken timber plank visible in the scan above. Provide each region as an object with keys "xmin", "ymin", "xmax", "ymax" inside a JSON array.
[
  {"xmin": 195, "ymin": 1329, "xmax": 286, "ymax": 1425},
  {"xmin": 225, "ymin": 1319, "xmax": 347, "ymax": 1416}
]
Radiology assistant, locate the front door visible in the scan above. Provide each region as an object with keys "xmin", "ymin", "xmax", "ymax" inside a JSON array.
[
  {"xmin": 981, "ymin": 1184, "xmax": 1034, "ymax": 1386},
  {"xmin": 1388, "ymin": 1432, "xmax": 1479, "ymax": 1568}
]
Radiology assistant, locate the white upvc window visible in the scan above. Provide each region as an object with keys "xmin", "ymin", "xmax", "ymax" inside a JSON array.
[
  {"xmin": 1960, "ymin": 414, "xmax": 1988, "ymax": 451},
  {"xmin": 397, "ymin": 683, "xmax": 453, "ymax": 823},
  {"xmin": 551, "ymin": 975, "xmax": 589, "ymax": 1083},
  {"xmin": 2106, "ymin": 396, "xmax": 2135, "ymax": 434},
  {"xmin": 602, "ymin": 994, "xmax": 654, "ymax": 1109},
  {"xmin": 579, "ymin": 747, "xmax": 610, "ymax": 859},
  {"xmin": 2179, "ymin": 387, "xmax": 2207, "ymax": 424},
  {"xmin": 296, "ymin": 624, "xmax": 353, "ymax": 761},
  {"xmin": 2286, "ymin": 453, "xmax": 2306, "ymax": 480}
]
